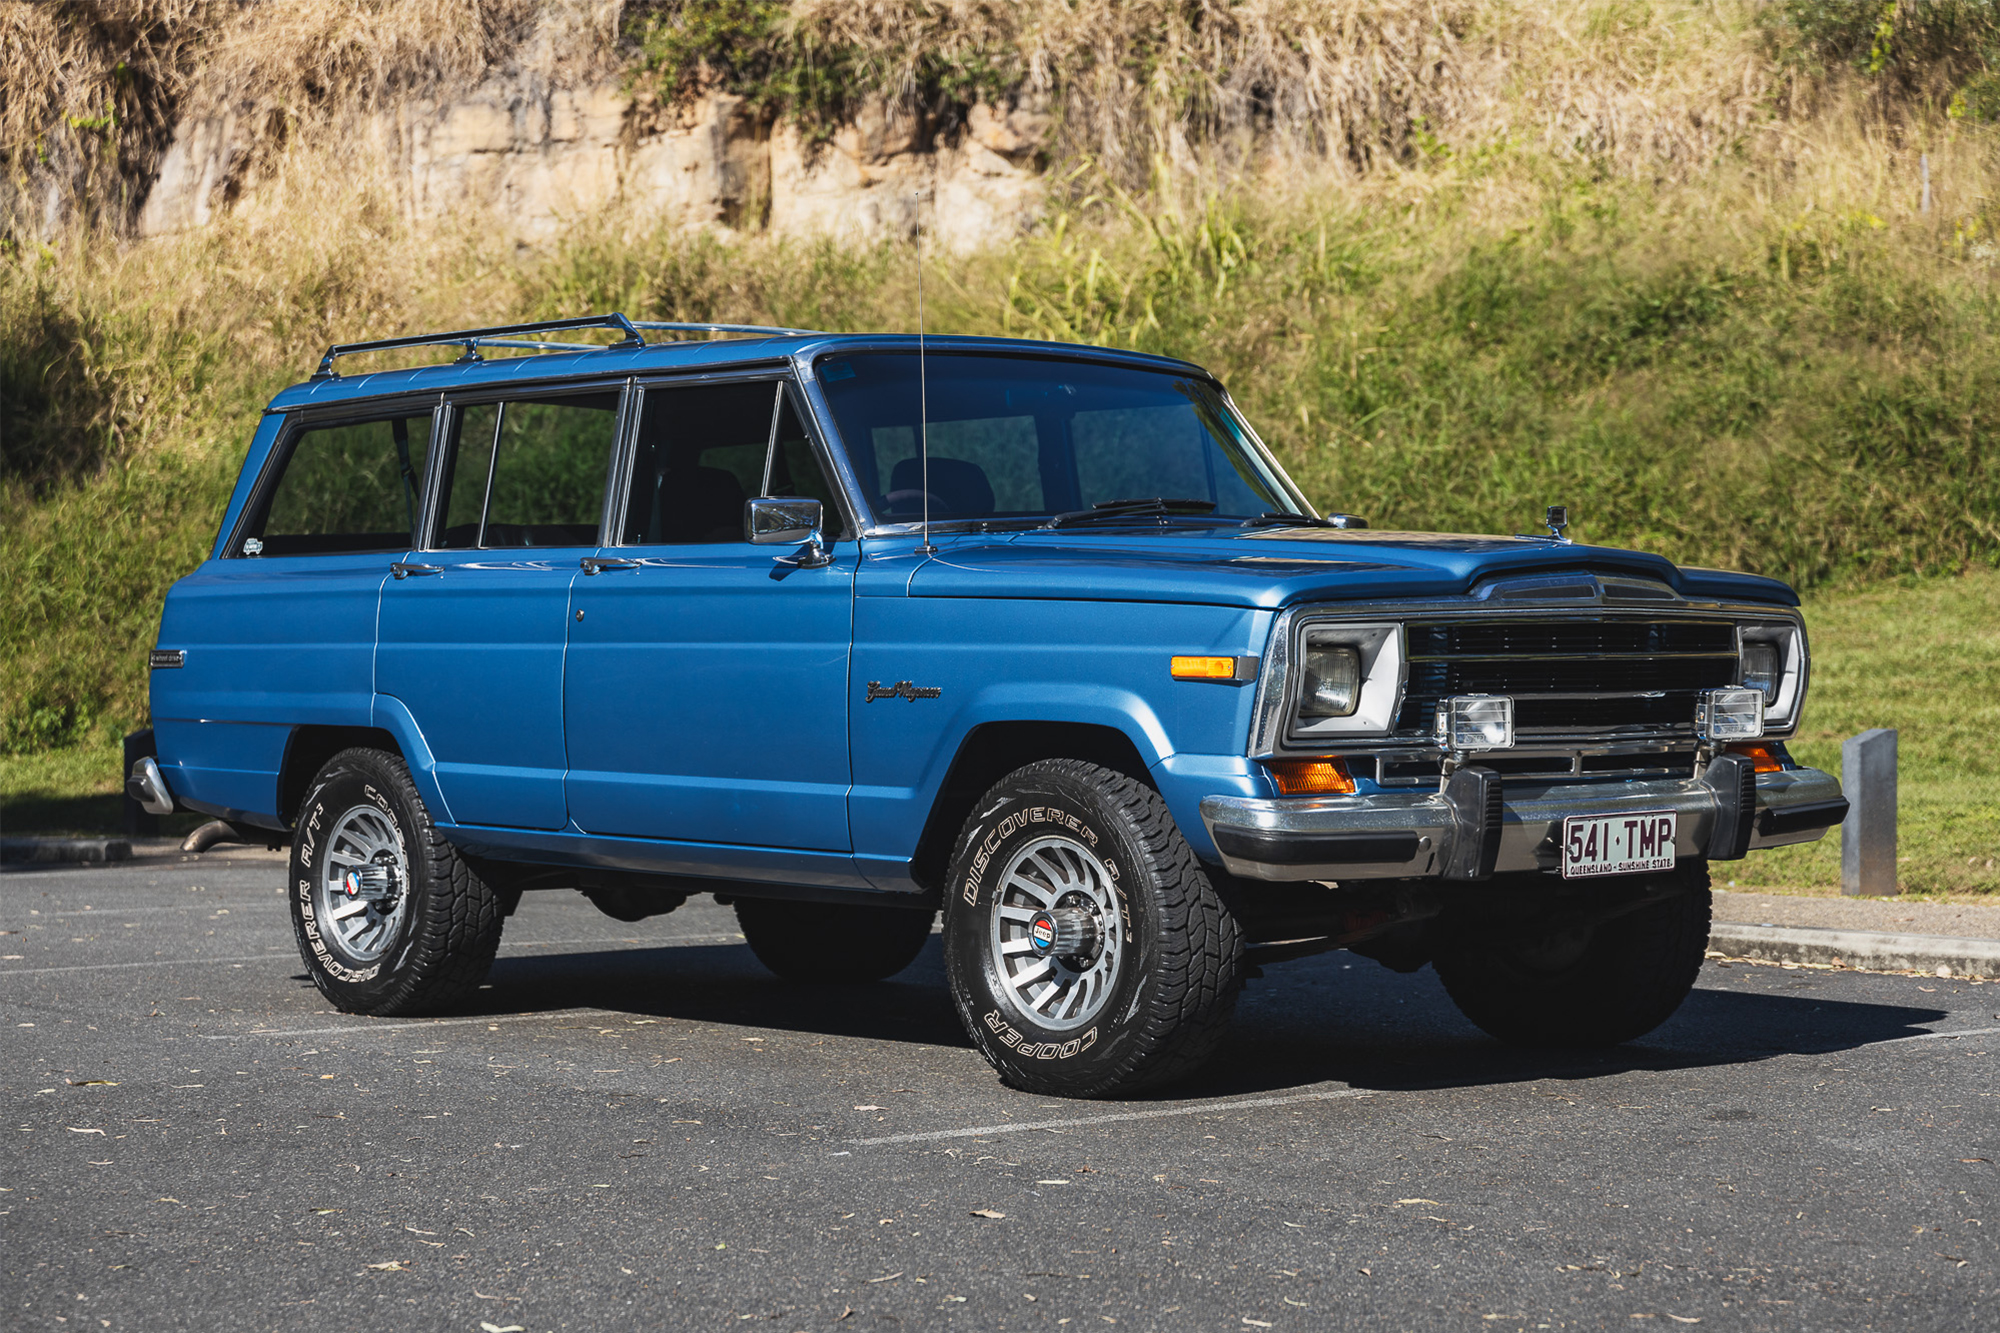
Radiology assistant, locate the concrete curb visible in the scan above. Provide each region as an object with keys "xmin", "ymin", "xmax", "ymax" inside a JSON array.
[
  {"xmin": 1709, "ymin": 921, "xmax": 2000, "ymax": 980},
  {"xmin": 1, "ymin": 837, "xmax": 133, "ymax": 866}
]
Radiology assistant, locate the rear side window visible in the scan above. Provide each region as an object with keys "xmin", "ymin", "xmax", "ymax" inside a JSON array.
[
  {"xmin": 619, "ymin": 380, "xmax": 837, "ymax": 545},
  {"xmin": 238, "ymin": 412, "xmax": 432, "ymax": 557},
  {"xmin": 437, "ymin": 391, "xmax": 620, "ymax": 549}
]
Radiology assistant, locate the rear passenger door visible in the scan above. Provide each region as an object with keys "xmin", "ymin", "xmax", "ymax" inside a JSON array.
[
  {"xmin": 375, "ymin": 384, "xmax": 625, "ymax": 830},
  {"xmin": 562, "ymin": 375, "xmax": 856, "ymax": 851}
]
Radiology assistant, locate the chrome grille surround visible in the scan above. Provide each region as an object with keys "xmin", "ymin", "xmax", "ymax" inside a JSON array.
[{"xmin": 1249, "ymin": 584, "xmax": 1808, "ymax": 764}]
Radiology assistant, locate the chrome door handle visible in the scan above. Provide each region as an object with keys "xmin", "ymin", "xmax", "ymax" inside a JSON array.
[
  {"xmin": 580, "ymin": 556, "xmax": 640, "ymax": 575},
  {"xmin": 390, "ymin": 562, "xmax": 444, "ymax": 580}
]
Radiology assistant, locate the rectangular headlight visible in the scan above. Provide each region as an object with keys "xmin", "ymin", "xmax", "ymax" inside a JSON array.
[
  {"xmin": 1282, "ymin": 623, "xmax": 1403, "ymax": 742},
  {"xmin": 1739, "ymin": 642, "xmax": 1780, "ymax": 703},
  {"xmin": 1436, "ymin": 695, "xmax": 1514, "ymax": 751},
  {"xmin": 1299, "ymin": 643, "xmax": 1361, "ymax": 717},
  {"xmin": 1738, "ymin": 623, "xmax": 1805, "ymax": 729},
  {"xmin": 1697, "ymin": 687, "xmax": 1765, "ymax": 741}
]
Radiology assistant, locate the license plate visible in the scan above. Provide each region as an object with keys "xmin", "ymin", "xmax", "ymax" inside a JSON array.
[{"xmin": 1561, "ymin": 810, "xmax": 1677, "ymax": 879}]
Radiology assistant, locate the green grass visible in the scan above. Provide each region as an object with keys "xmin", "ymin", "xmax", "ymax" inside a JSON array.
[
  {"xmin": 0, "ymin": 743, "xmax": 202, "ymax": 840},
  {"xmin": 1732, "ymin": 567, "xmax": 2000, "ymax": 896}
]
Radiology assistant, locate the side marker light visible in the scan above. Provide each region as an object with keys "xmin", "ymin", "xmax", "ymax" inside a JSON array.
[{"xmin": 1171, "ymin": 655, "xmax": 1246, "ymax": 681}]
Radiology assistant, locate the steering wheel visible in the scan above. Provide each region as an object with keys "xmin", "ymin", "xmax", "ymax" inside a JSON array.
[{"xmin": 883, "ymin": 488, "xmax": 946, "ymax": 517}]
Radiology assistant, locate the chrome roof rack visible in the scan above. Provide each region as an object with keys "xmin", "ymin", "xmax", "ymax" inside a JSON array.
[{"xmin": 311, "ymin": 312, "xmax": 824, "ymax": 379}]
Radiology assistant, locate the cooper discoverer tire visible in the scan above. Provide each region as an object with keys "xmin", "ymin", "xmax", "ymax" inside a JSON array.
[
  {"xmin": 1432, "ymin": 863, "xmax": 1712, "ymax": 1048},
  {"xmin": 288, "ymin": 747, "xmax": 505, "ymax": 1015},
  {"xmin": 734, "ymin": 898, "xmax": 936, "ymax": 983},
  {"xmin": 942, "ymin": 759, "xmax": 1243, "ymax": 1099}
]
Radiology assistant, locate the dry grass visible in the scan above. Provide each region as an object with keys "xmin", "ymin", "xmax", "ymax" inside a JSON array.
[
  {"xmin": 0, "ymin": 0, "xmax": 613, "ymax": 234},
  {"xmin": 755, "ymin": 0, "xmax": 1792, "ymax": 182},
  {"xmin": 4, "ymin": 1, "xmax": 1964, "ymax": 237}
]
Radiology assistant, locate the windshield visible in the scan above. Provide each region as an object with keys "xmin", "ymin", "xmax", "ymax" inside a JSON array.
[{"xmin": 815, "ymin": 352, "xmax": 1302, "ymax": 526}]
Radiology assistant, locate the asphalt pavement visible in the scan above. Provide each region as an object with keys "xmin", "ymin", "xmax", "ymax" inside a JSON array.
[{"xmin": 2, "ymin": 860, "xmax": 1995, "ymax": 1331}]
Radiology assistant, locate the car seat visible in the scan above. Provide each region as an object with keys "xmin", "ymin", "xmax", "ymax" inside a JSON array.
[{"xmin": 652, "ymin": 464, "xmax": 748, "ymax": 543}]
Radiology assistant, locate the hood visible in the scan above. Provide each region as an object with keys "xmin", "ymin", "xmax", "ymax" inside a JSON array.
[{"xmin": 901, "ymin": 526, "xmax": 1798, "ymax": 609}]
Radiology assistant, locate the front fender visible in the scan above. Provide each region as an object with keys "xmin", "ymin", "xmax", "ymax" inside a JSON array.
[{"xmin": 848, "ymin": 595, "xmax": 1271, "ymax": 875}]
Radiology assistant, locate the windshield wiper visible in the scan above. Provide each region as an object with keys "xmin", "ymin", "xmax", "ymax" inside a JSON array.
[
  {"xmin": 1240, "ymin": 511, "xmax": 1333, "ymax": 529},
  {"xmin": 1043, "ymin": 497, "xmax": 1220, "ymax": 529}
]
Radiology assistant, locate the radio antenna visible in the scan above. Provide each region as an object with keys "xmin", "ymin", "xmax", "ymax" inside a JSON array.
[{"xmin": 914, "ymin": 186, "xmax": 936, "ymax": 556}]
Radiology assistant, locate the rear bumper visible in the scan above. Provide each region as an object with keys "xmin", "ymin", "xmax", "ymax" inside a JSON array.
[
  {"xmin": 126, "ymin": 756, "xmax": 177, "ymax": 817},
  {"xmin": 1200, "ymin": 765, "xmax": 1844, "ymax": 883}
]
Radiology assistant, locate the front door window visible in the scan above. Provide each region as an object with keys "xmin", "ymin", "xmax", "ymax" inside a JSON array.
[{"xmin": 618, "ymin": 380, "xmax": 838, "ymax": 546}]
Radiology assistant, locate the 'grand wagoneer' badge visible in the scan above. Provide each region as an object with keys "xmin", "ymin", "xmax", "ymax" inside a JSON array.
[{"xmin": 865, "ymin": 680, "xmax": 942, "ymax": 702}]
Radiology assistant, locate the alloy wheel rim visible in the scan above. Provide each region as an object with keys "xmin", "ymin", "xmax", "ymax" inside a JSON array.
[
  {"xmin": 987, "ymin": 834, "xmax": 1125, "ymax": 1031},
  {"xmin": 313, "ymin": 803, "xmax": 410, "ymax": 962}
]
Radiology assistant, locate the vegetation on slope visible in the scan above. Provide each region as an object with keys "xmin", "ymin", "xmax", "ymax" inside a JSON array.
[{"xmin": 3, "ymin": 2, "xmax": 1998, "ymax": 887}]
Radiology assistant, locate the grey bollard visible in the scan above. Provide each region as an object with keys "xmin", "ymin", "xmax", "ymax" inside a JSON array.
[{"xmin": 1841, "ymin": 728, "xmax": 1897, "ymax": 897}]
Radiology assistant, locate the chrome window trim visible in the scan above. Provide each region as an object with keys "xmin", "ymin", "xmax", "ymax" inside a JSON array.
[
  {"xmin": 1249, "ymin": 597, "xmax": 1810, "ymax": 759},
  {"xmin": 792, "ymin": 346, "xmax": 1315, "ymax": 538}
]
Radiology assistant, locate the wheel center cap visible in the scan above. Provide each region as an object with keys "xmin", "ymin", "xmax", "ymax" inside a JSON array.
[
  {"xmin": 1028, "ymin": 907, "xmax": 1099, "ymax": 962},
  {"xmin": 341, "ymin": 863, "xmax": 398, "ymax": 902}
]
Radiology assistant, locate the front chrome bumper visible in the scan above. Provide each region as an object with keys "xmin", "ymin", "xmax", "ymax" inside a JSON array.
[{"xmin": 1201, "ymin": 765, "xmax": 1845, "ymax": 882}]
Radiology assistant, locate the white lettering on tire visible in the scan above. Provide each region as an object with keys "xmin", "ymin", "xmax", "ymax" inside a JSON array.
[{"xmin": 982, "ymin": 1008, "xmax": 1097, "ymax": 1059}]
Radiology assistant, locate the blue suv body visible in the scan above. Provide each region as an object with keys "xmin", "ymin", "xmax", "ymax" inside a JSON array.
[{"xmin": 133, "ymin": 314, "xmax": 1846, "ymax": 1097}]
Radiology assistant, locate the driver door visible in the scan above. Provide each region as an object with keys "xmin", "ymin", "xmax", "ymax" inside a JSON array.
[{"xmin": 563, "ymin": 376, "xmax": 856, "ymax": 851}]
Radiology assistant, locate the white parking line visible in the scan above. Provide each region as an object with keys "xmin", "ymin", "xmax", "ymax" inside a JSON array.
[
  {"xmin": 0, "ymin": 952, "xmax": 296, "ymax": 977},
  {"xmin": 1875, "ymin": 1024, "xmax": 2000, "ymax": 1045},
  {"xmin": 500, "ymin": 933, "xmax": 745, "ymax": 949},
  {"xmin": 848, "ymin": 1087, "xmax": 1377, "ymax": 1146},
  {"xmin": 0, "ymin": 931, "xmax": 745, "ymax": 981},
  {"xmin": 43, "ymin": 907, "xmax": 221, "ymax": 918},
  {"xmin": 202, "ymin": 1009, "xmax": 623, "ymax": 1040}
]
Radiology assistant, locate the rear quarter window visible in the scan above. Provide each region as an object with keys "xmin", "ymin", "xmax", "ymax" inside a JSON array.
[{"xmin": 238, "ymin": 411, "xmax": 432, "ymax": 556}]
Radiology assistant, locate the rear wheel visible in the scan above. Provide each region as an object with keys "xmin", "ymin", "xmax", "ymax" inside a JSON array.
[
  {"xmin": 942, "ymin": 759, "xmax": 1242, "ymax": 1098},
  {"xmin": 733, "ymin": 898, "xmax": 936, "ymax": 983},
  {"xmin": 288, "ymin": 747, "xmax": 505, "ymax": 1015},
  {"xmin": 1433, "ymin": 864, "xmax": 1712, "ymax": 1048}
]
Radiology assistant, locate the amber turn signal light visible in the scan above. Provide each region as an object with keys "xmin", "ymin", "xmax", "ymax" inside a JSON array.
[
  {"xmin": 1726, "ymin": 742, "xmax": 1784, "ymax": 774},
  {"xmin": 1267, "ymin": 758, "xmax": 1356, "ymax": 796},
  {"xmin": 1171, "ymin": 655, "xmax": 1239, "ymax": 680}
]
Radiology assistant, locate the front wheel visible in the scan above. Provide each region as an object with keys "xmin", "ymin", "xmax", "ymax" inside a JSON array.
[
  {"xmin": 1433, "ymin": 863, "xmax": 1712, "ymax": 1048},
  {"xmin": 288, "ymin": 747, "xmax": 505, "ymax": 1015},
  {"xmin": 943, "ymin": 759, "xmax": 1243, "ymax": 1098}
]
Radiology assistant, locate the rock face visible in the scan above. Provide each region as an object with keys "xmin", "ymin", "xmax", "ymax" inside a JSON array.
[{"xmin": 136, "ymin": 73, "xmax": 1049, "ymax": 251}]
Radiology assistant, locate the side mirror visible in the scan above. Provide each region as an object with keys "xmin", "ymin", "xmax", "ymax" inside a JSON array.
[
  {"xmin": 1327, "ymin": 512, "xmax": 1369, "ymax": 529},
  {"xmin": 745, "ymin": 497, "xmax": 832, "ymax": 567}
]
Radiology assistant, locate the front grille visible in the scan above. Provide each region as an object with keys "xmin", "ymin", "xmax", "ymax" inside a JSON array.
[
  {"xmin": 1393, "ymin": 617, "xmax": 1737, "ymax": 738},
  {"xmin": 1407, "ymin": 621, "xmax": 1734, "ymax": 657},
  {"xmin": 1375, "ymin": 749, "xmax": 1698, "ymax": 787}
]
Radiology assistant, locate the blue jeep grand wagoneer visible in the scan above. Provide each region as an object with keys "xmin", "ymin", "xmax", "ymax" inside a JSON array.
[{"xmin": 129, "ymin": 314, "xmax": 1847, "ymax": 1097}]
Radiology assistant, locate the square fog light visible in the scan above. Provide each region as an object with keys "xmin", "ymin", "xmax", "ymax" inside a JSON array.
[
  {"xmin": 1435, "ymin": 694, "xmax": 1514, "ymax": 752},
  {"xmin": 1697, "ymin": 687, "xmax": 1765, "ymax": 741}
]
